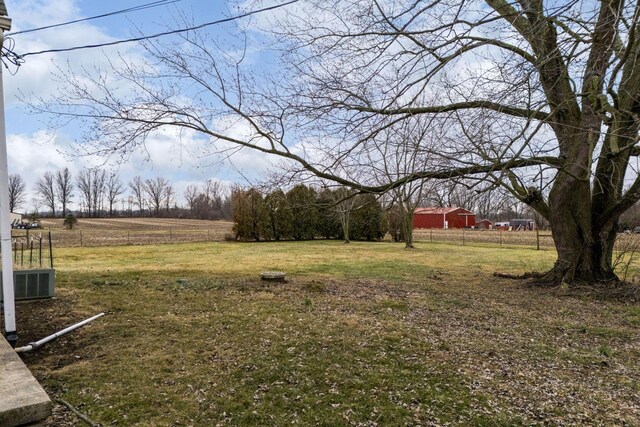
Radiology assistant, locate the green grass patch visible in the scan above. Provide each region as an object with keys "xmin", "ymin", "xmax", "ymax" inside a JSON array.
[{"xmin": 17, "ymin": 240, "xmax": 640, "ymax": 426}]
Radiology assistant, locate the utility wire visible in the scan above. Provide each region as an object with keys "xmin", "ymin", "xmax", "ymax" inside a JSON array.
[
  {"xmin": 7, "ymin": 0, "xmax": 182, "ymax": 36},
  {"xmin": 17, "ymin": 0, "xmax": 300, "ymax": 59},
  {"xmin": 1, "ymin": 37, "xmax": 24, "ymax": 71}
]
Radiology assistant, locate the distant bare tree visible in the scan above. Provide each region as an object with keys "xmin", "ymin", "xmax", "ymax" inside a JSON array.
[
  {"xmin": 184, "ymin": 184, "xmax": 198, "ymax": 214},
  {"xmin": 203, "ymin": 180, "xmax": 224, "ymax": 210},
  {"xmin": 35, "ymin": 171, "xmax": 56, "ymax": 216},
  {"xmin": 76, "ymin": 168, "xmax": 106, "ymax": 217},
  {"xmin": 55, "ymin": 167, "xmax": 74, "ymax": 217},
  {"xmin": 8, "ymin": 173, "xmax": 26, "ymax": 213},
  {"xmin": 428, "ymin": 182, "xmax": 479, "ymax": 212},
  {"xmin": 128, "ymin": 176, "xmax": 146, "ymax": 216},
  {"xmin": 76, "ymin": 169, "xmax": 92, "ymax": 216},
  {"xmin": 472, "ymin": 187, "xmax": 514, "ymax": 221},
  {"xmin": 164, "ymin": 184, "xmax": 175, "ymax": 213},
  {"xmin": 144, "ymin": 177, "xmax": 169, "ymax": 217},
  {"xmin": 106, "ymin": 173, "xmax": 125, "ymax": 216},
  {"xmin": 90, "ymin": 169, "xmax": 107, "ymax": 216},
  {"xmin": 185, "ymin": 179, "xmax": 228, "ymax": 219},
  {"xmin": 31, "ymin": 197, "xmax": 42, "ymax": 215}
]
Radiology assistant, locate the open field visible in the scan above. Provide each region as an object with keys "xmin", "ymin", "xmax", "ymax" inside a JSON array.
[
  {"xmin": 14, "ymin": 240, "xmax": 640, "ymax": 426},
  {"xmin": 39, "ymin": 217, "xmax": 231, "ymax": 231},
  {"xmin": 32, "ymin": 217, "xmax": 557, "ymax": 248},
  {"xmin": 18, "ymin": 217, "xmax": 640, "ymax": 253},
  {"xmin": 23, "ymin": 218, "xmax": 235, "ymax": 248}
]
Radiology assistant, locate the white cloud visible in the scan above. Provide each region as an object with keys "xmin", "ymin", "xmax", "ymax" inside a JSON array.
[
  {"xmin": 8, "ymin": 130, "xmax": 74, "ymax": 175},
  {"xmin": 5, "ymin": 125, "xmax": 271, "ymax": 209},
  {"xmin": 2, "ymin": 0, "xmax": 295, "ymax": 211},
  {"xmin": 4, "ymin": 0, "xmax": 127, "ymax": 105}
]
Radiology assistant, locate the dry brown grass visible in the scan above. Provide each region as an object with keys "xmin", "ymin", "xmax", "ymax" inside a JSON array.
[
  {"xmin": 35, "ymin": 218, "xmax": 233, "ymax": 247},
  {"xmin": 40, "ymin": 217, "xmax": 230, "ymax": 231}
]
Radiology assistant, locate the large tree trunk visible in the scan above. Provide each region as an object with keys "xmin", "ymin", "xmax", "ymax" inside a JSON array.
[{"xmin": 545, "ymin": 171, "xmax": 618, "ymax": 285}]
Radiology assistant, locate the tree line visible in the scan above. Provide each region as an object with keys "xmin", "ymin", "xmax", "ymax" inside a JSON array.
[
  {"xmin": 233, "ymin": 184, "xmax": 395, "ymax": 242},
  {"xmin": 8, "ymin": 168, "xmax": 232, "ymax": 220}
]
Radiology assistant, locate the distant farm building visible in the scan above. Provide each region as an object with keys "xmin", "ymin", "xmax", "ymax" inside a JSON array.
[
  {"xmin": 475, "ymin": 219, "xmax": 493, "ymax": 229},
  {"xmin": 10, "ymin": 212, "xmax": 22, "ymax": 226},
  {"xmin": 510, "ymin": 218, "xmax": 536, "ymax": 231},
  {"xmin": 413, "ymin": 207, "xmax": 476, "ymax": 229},
  {"xmin": 494, "ymin": 221, "xmax": 510, "ymax": 230}
]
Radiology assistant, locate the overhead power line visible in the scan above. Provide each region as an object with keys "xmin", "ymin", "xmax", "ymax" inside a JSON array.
[
  {"xmin": 17, "ymin": 0, "xmax": 300, "ymax": 59},
  {"xmin": 7, "ymin": 0, "xmax": 182, "ymax": 36}
]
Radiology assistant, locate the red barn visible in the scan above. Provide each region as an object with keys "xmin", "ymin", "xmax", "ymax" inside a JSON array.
[{"xmin": 413, "ymin": 207, "xmax": 476, "ymax": 229}]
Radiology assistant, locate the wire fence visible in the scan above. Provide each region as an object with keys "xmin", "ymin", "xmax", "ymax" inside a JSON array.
[
  {"xmin": 8, "ymin": 227, "xmax": 638, "ymax": 257},
  {"xmin": 8, "ymin": 230, "xmax": 55, "ymax": 269},
  {"xmin": 47, "ymin": 227, "xmax": 232, "ymax": 248},
  {"xmin": 413, "ymin": 229, "xmax": 555, "ymax": 250},
  {"xmin": 413, "ymin": 228, "xmax": 640, "ymax": 252}
]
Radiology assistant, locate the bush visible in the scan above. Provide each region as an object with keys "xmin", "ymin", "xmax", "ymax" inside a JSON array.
[
  {"xmin": 63, "ymin": 214, "xmax": 78, "ymax": 230},
  {"xmin": 350, "ymin": 194, "xmax": 385, "ymax": 241},
  {"xmin": 232, "ymin": 188, "xmax": 269, "ymax": 241},
  {"xmin": 231, "ymin": 184, "xmax": 385, "ymax": 242}
]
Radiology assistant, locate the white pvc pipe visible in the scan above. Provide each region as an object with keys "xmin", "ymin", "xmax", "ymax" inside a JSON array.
[
  {"xmin": 0, "ymin": 30, "xmax": 17, "ymax": 344},
  {"xmin": 15, "ymin": 313, "xmax": 105, "ymax": 353}
]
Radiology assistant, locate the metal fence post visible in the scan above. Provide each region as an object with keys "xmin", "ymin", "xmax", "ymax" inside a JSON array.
[{"xmin": 48, "ymin": 231, "xmax": 53, "ymax": 268}]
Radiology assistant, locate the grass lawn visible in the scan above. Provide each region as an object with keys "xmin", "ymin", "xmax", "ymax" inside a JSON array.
[{"xmin": 16, "ymin": 240, "xmax": 640, "ymax": 426}]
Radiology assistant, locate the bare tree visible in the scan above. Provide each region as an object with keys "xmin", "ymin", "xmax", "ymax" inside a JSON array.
[
  {"xmin": 472, "ymin": 186, "xmax": 514, "ymax": 221},
  {"xmin": 55, "ymin": 167, "xmax": 74, "ymax": 217},
  {"xmin": 38, "ymin": 0, "xmax": 640, "ymax": 286},
  {"xmin": 164, "ymin": 184, "xmax": 175, "ymax": 213},
  {"xmin": 76, "ymin": 168, "xmax": 106, "ymax": 217},
  {"xmin": 76, "ymin": 169, "xmax": 92, "ymax": 216},
  {"xmin": 35, "ymin": 171, "xmax": 56, "ymax": 216},
  {"xmin": 90, "ymin": 169, "xmax": 107, "ymax": 216},
  {"xmin": 186, "ymin": 179, "xmax": 227, "ymax": 219},
  {"xmin": 330, "ymin": 186, "xmax": 358, "ymax": 244},
  {"xmin": 8, "ymin": 174, "xmax": 26, "ymax": 213},
  {"xmin": 203, "ymin": 179, "xmax": 224, "ymax": 210},
  {"xmin": 372, "ymin": 117, "xmax": 437, "ymax": 249},
  {"xmin": 106, "ymin": 173, "xmax": 125, "ymax": 216},
  {"xmin": 144, "ymin": 177, "xmax": 169, "ymax": 217},
  {"xmin": 31, "ymin": 197, "xmax": 42, "ymax": 216},
  {"xmin": 128, "ymin": 176, "xmax": 146, "ymax": 216},
  {"xmin": 184, "ymin": 184, "xmax": 199, "ymax": 214}
]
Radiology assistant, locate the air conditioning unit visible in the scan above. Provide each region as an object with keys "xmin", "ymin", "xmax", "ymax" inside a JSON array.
[{"xmin": 0, "ymin": 269, "xmax": 55, "ymax": 302}]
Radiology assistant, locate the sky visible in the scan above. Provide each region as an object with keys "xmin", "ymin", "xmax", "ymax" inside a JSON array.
[{"xmin": 2, "ymin": 0, "xmax": 277, "ymax": 211}]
